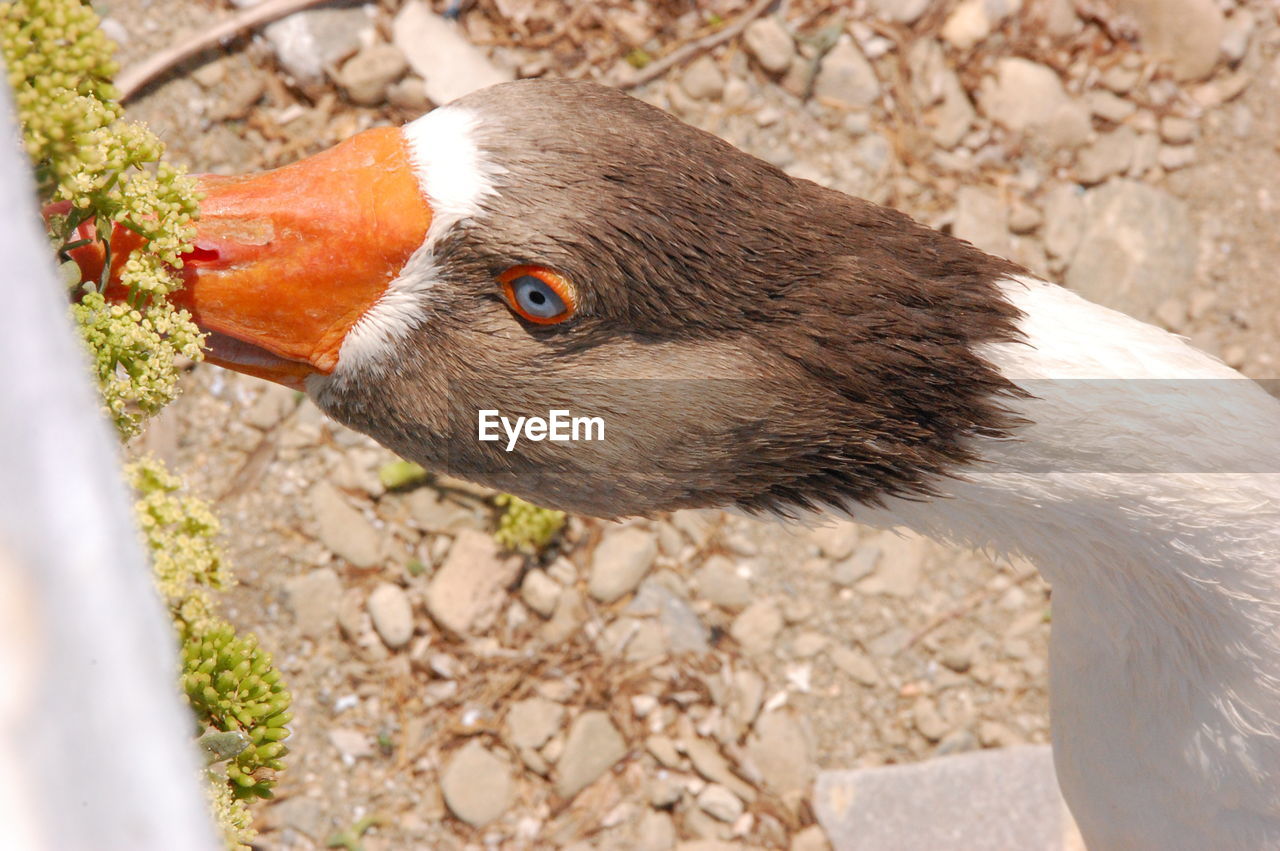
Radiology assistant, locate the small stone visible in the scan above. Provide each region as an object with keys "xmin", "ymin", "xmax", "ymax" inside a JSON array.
[
  {"xmin": 283, "ymin": 567, "xmax": 342, "ymax": 639},
  {"xmin": 1115, "ymin": 0, "xmax": 1224, "ymax": 80},
  {"xmin": 262, "ymin": 796, "xmax": 326, "ymax": 840},
  {"xmin": 813, "ymin": 36, "xmax": 880, "ymax": 108},
  {"xmin": 1154, "ymin": 297, "xmax": 1187, "ymax": 330},
  {"xmin": 245, "ymin": 384, "xmax": 298, "ymax": 430},
  {"xmin": 264, "ymin": 6, "xmax": 370, "ymax": 83},
  {"xmin": 790, "ymin": 824, "xmax": 832, "ymax": 851},
  {"xmin": 978, "ymin": 58, "xmax": 1069, "ymax": 133},
  {"xmin": 729, "ymin": 598, "xmax": 783, "ymax": 655},
  {"xmin": 405, "ymin": 488, "xmax": 479, "ymax": 533},
  {"xmin": 393, "ymin": 2, "xmax": 513, "ymax": 105},
  {"xmin": 424, "ymin": 529, "xmax": 523, "ymax": 635},
  {"xmin": 637, "ymin": 809, "xmax": 677, "ymax": 851},
  {"xmin": 853, "ymin": 133, "xmax": 894, "ymax": 178},
  {"xmin": 854, "ymin": 532, "xmax": 927, "ymax": 598},
  {"xmin": 1041, "ymin": 100, "xmax": 1093, "ymax": 151},
  {"xmin": 626, "ymin": 619, "xmax": 669, "ymax": 662},
  {"xmin": 681, "ymin": 56, "xmax": 725, "ymax": 101},
  {"xmin": 941, "ymin": 646, "xmax": 973, "ymax": 673},
  {"xmin": 98, "ymin": 16, "xmax": 129, "ymax": 45},
  {"xmin": 1158, "ymin": 144, "xmax": 1197, "ymax": 171},
  {"xmin": 589, "ymin": 527, "xmax": 658, "ymax": 603},
  {"xmin": 1159, "ymin": 116, "xmax": 1197, "ymax": 144},
  {"xmin": 556, "ymin": 711, "xmax": 628, "ymax": 799},
  {"xmin": 726, "ymin": 669, "xmax": 766, "ymax": 732},
  {"xmin": 628, "ymin": 579, "xmax": 710, "ymax": 655},
  {"xmin": 1008, "ymin": 201, "xmax": 1042, "ymax": 235},
  {"xmin": 936, "ymin": 728, "xmax": 979, "ymax": 756},
  {"xmin": 507, "ymin": 697, "xmax": 564, "ymax": 750},
  {"xmin": 612, "ymin": 10, "xmax": 653, "ymax": 47},
  {"xmin": 632, "ymin": 694, "xmax": 659, "ymax": 719},
  {"xmin": 697, "ymin": 784, "xmax": 744, "ymax": 823},
  {"xmin": 942, "ymin": 0, "xmax": 1016, "ymax": 50},
  {"xmin": 1223, "ymin": 344, "xmax": 1247, "ymax": 370},
  {"xmin": 540, "ymin": 586, "xmax": 588, "ymax": 644},
  {"xmin": 869, "ymin": 0, "xmax": 930, "ymax": 24},
  {"xmin": 978, "ymin": 720, "xmax": 1021, "ymax": 747},
  {"xmin": 931, "ymin": 69, "xmax": 975, "ymax": 149},
  {"xmin": 832, "ymin": 547, "xmax": 879, "ymax": 587},
  {"xmin": 952, "ymin": 186, "xmax": 1012, "ymax": 260},
  {"xmin": 367, "ymin": 582, "xmax": 414, "ymax": 649},
  {"xmin": 1100, "ymin": 63, "xmax": 1142, "ymax": 94},
  {"xmin": 310, "ymin": 482, "xmax": 383, "ymax": 568},
  {"xmin": 1188, "ymin": 288, "xmax": 1217, "ymax": 320},
  {"xmin": 337, "ymin": 586, "xmax": 369, "ymax": 640},
  {"xmin": 1042, "ymin": 182, "xmax": 1086, "ymax": 260},
  {"xmin": 387, "ymin": 75, "xmax": 430, "ymax": 112},
  {"xmin": 1128, "ymin": 131, "xmax": 1160, "ymax": 178},
  {"xmin": 1220, "ymin": 9, "xmax": 1255, "ymax": 64},
  {"xmin": 191, "ymin": 59, "xmax": 227, "ymax": 89},
  {"xmin": 441, "ymin": 741, "xmax": 514, "ymax": 827},
  {"xmin": 693, "ymin": 556, "xmax": 752, "ymax": 611},
  {"xmin": 683, "ymin": 737, "xmax": 758, "ymax": 803},
  {"xmin": 671, "ymin": 510, "xmax": 717, "ymax": 548},
  {"xmin": 1074, "ymin": 126, "xmax": 1137, "ymax": 185},
  {"xmin": 831, "ymin": 645, "xmax": 881, "ymax": 687},
  {"xmin": 791, "ymin": 631, "xmax": 829, "ymax": 658},
  {"xmin": 743, "ymin": 18, "xmax": 795, "ymax": 74},
  {"xmin": 520, "ymin": 569, "xmax": 561, "ymax": 618},
  {"xmin": 810, "ymin": 521, "xmax": 860, "ymax": 560},
  {"xmin": 1040, "ymin": 0, "xmax": 1080, "ymax": 37},
  {"xmin": 647, "ymin": 735, "xmax": 684, "ymax": 769},
  {"xmin": 1067, "ymin": 179, "xmax": 1196, "ymax": 319},
  {"xmin": 329, "ymin": 727, "xmax": 372, "ymax": 763},
  {"xmin": 1086, "ymin": 89, "xmax": 1136, "ymax": 123},
  {"xmin": 744, "ymin": 711, "xmax": 814, "ymax": 796},
  {"xmin": 649, "ymin": 774, "xmax": 684, "ymax": 808},
  {"xmin": 912, "ymin": 697, "xmax": 950, "ymax": 742},
  {"xmin": 337, "ymin": 43, "xmax": 408, "ymax": 106}
]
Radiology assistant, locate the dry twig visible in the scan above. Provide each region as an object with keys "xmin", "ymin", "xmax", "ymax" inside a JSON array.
[
  {"xmin": 618, "ymin": 0, "xmax": 778, "ymax": 90},
  {"xmin": 115, "ymin": 0, "xmax": 338, "ymax": 102}
]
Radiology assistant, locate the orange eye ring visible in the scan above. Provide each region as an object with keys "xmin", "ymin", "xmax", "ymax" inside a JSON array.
[{"xmin": 498, "ymin": 265, "xmax": 578, "ymax": 325}]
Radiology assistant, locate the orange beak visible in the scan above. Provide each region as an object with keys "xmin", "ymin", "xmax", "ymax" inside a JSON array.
[{"xmin": 66, "ymin": 126, "xmax": 433, "ymax": 389}]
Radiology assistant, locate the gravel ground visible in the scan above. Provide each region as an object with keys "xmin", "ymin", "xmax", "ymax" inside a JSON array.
[{"xmin": 100, "ymin": 0, "xmax": 1280, "ymax": 848}]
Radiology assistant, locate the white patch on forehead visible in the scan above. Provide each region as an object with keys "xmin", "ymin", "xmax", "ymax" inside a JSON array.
[
  {"xmin": 403, "ymin": 105, "xmax": 502, "ymax": 242},
  {"xmin": 327, "ymin": 105, "xmax": 501, "ymax": 381}
]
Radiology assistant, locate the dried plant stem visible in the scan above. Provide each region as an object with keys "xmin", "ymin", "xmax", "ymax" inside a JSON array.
[
  {"xmin": 618, "ymin": 0, "xmax": 778, "ymax": 90},
  {"xmin": 116, "ymin": 0, "xmax": 338, "ymax": 102}
]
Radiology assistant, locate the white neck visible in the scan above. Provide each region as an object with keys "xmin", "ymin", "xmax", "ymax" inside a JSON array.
[{"xmin": 858, "ymin": 276, "xmax": 1280, "ymax": 849}]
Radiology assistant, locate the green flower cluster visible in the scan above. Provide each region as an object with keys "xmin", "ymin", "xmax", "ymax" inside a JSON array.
[
  {"xmin": 76, "ymin": 291, "xmax": 205, "ymax": 438},
  {"xmin": 130, "ymin": 458, "xmax": 292, "ymax": 845},
  {"xmin": 494, "ymin": 492, "xmax": 566, "ymax": 555},
  {"xmin": 128, "ymin": 458, "xmax": 228, "ymax": 628},
  {"xmin": 2, "ymin": 0, "xmax": 203, "ymax": 438},
  {"xmin": 181, "ymin": 623, "xmax": 292, "ymax": 801}
]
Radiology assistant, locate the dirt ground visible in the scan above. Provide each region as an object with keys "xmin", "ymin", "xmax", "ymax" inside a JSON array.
[{"xmin": 96, "ymin": 0, "xmax": 1280, "ymax": 848}]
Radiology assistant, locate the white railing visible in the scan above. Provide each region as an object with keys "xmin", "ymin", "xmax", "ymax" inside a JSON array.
[{"xmin": 0, "ymin": 82, "xmax": 218, "ymax": 850}]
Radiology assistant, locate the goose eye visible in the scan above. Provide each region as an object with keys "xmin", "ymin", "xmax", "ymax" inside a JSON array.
[{"xmin": 498, "ymin": 266, "xmax": 577, "ymax": 325}]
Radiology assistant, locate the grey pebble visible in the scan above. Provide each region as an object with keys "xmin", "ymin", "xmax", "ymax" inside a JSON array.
[{"xmin": 367, "ymin": 581, "xmax": 414, "ymax": 649}]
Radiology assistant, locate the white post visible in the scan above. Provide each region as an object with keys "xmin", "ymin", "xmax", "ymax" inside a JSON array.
[{"xmin": 0, "ymin": 82, "xmax": 219, "ymax": 849}]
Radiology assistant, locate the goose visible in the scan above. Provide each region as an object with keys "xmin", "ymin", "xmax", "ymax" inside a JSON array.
[{"xmin": 70, "ymin": 79, "xmax": 1280, "ymax": 849}]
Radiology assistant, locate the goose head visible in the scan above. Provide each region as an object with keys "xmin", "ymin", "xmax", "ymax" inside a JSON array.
[
  {"xmin": 76, "ymin": 79, "xmax": 1027, "ymax": 518},
  {"xmin": 67, "ymin": 78, "xmax": 1280, "ymax": 847}
]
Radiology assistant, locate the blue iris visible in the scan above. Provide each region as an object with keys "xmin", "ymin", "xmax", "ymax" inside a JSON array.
[{"xmin": 512, "ymin": 275, "xmax": 566, "ymax": 319}]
